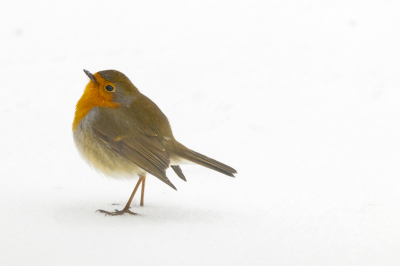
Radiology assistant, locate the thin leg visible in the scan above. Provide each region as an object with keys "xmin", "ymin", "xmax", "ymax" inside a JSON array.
[
  {"xmin": 140, "ymin": 176, "xmax": 146, "ymax": 207},
  {"xmin": 124, "ymin": 175, "xmax": 145, "ymax": 210},
  {"xmin": 97, "ymin": 175, "xmax": 145, "ymax": 216}
]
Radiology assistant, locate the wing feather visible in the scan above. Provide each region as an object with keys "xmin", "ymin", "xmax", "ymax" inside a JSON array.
[{"xmin": 92, "ymin": 126, "xmax": 176, "ymax": 190}]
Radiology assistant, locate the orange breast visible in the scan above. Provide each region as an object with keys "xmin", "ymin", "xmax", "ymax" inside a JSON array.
[{"xmin": 72, "ymin": 74, "xmax": 119, "ymax": 131}]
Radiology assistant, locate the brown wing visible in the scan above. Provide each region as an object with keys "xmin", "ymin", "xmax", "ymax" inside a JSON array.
[{"xmin": 92, "ymin": 124, "xmax": 176, "ymax": 190}]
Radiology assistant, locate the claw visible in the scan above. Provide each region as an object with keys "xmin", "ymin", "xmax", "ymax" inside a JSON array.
[
  {"xmin": 95, "ymin": 175, "xmax": 146, "ymax": 216},
  {"xmin": 96, "ymin": 208, "xmax": 139, "ymax": 216}
]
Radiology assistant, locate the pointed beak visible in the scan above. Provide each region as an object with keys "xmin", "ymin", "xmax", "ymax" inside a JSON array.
[{"xmin": 83, "ymin": 69, "xmax": 97, "ymax": 83}]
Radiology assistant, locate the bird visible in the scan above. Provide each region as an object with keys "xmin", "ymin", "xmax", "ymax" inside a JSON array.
[{"xmin": 72, "ymin": 69, "xmax": 237, "ymax": 216}]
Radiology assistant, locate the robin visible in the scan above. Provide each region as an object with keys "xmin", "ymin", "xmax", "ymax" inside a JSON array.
[{"xmin": 73, "ymin": 69, "xmax": 237, "ymax": 216}]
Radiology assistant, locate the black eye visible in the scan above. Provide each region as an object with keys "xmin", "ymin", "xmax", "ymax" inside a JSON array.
[{"xmin": 105, "ymin": 85, "xmax": 114, "ymax": 92}]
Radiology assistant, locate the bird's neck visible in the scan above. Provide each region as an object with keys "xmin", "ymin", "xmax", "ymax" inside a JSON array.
[{"xmin": 72, "ymin": 83, "xmax": 119, "ymax": 131}]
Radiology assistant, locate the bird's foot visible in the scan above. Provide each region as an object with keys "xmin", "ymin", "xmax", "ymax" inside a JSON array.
[{"xmin": 96, "ymin": 207, "xmax": 139, "ymax": 216}]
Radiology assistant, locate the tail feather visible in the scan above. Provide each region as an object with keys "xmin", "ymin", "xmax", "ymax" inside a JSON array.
[
  {"xmin": 179, "ymin": 148, "xmax": 237, "ymax": 177},
  {"xmin": 171, "ymin": 165, "xmax": 187, "ymax": 181}
]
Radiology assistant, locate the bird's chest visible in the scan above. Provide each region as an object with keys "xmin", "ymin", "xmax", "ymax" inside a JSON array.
[{"xmin": 73, "ymin": 108, "xmax": 143, "ymax": 178}]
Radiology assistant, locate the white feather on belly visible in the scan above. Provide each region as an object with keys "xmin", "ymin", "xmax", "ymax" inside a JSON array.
[{"xmin": 73, "ymin": 108, "xmax": 145, "ymax": 180}]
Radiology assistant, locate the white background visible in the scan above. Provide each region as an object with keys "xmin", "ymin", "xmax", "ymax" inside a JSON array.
[{"xmin": 0, "ymin": 0, "xmax": 399, "ymax": 265}]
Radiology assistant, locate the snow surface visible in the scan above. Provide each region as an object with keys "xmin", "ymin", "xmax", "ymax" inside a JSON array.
[{"xmin": 1, "ymin": 0, "xmax": 400, "ymax": 265}]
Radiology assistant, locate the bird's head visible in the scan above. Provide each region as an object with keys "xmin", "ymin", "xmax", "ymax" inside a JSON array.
[
  {"xmin": 72, "ymin": 69, "xmax": 139, "ymax": 130},
  {"xmin": 83, "ymin": 69, "xmax": 139, "ymax": 106}
]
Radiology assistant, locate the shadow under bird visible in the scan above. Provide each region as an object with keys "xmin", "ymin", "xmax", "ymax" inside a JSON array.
[{"xmin": 72, "ymin": 69, "xmax": 237, "ymax": 216}]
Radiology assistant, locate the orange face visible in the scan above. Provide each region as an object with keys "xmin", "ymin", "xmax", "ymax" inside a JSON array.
[{"xmin": 72, "ymin": 73, "xmax": 120, "ymax": 131}]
